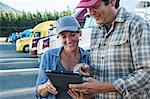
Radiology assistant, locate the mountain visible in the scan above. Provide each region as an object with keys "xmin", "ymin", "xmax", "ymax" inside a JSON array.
[{"xmin": 0, "ymin": 1, "xmax": 21, "ymax": 13}]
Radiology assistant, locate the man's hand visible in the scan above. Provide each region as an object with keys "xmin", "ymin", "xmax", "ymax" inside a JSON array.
[
  {"xmin": 69, "ymin": 77, "xmax": 117, "ymax": 94},
  {"xmin": 67, "ymin": 89, "xmax": 85, "ymax": 99},
  {"xmin": 73, "ymin": 63, "xmax": 90, "ymax": 76},
  {"xmin": 68, "ymin": 89, "xmax": 95, "ymax": 99},
  {"xmin": 69, "ymin": 77, "xmax": 100, "ymax": 94}
]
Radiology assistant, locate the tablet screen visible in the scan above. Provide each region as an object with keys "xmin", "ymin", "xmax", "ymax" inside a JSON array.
[{"xmin": 45, "ymin": 70, "xmax": 83, "ymax": 91}]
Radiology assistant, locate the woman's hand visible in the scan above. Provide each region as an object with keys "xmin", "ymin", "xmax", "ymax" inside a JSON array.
[
  {"xmin": 73, "ymin": 63, "xmax": 90, "ymax": 76},
  {"xmin": 44, "ymin": 80, "xmax": 58, "ymax": 95},
  {"xmin": 38, "ymin": 80, "xmax": 58, "ymax": 97}
]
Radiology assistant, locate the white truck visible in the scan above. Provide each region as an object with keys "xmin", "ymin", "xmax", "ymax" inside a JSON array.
[
  {"xmin": 134, "ymin": 0, "xmax": 150, "ymax": 21},
  {"xmin": 78, "ymin": 15, "xmax": 97, "ymax": 51}
]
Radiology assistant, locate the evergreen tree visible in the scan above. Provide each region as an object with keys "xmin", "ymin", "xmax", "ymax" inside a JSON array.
[{"xmin": 0, "ymin": 9, "xmax": 74, "ymax": 37}]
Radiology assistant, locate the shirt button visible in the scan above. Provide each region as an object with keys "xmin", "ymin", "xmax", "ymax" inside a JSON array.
[{"xmin": 102, "ymin": 57, "xmax": 104, "ymax": 59}]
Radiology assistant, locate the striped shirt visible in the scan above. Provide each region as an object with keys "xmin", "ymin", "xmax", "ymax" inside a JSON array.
[{"xmin": 90, "ymin": 7, "xmax": 150, "ymax": 99}]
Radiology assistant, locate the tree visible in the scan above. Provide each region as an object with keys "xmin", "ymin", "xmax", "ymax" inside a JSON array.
[{"xmin": 0, "ymin": 8, "xmax": 74, "ymax": 37}]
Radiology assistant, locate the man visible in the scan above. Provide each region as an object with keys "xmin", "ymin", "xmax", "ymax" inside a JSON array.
[{"xmin": 69, "ymin": 0, "xmax": 150, "ymax": 98}]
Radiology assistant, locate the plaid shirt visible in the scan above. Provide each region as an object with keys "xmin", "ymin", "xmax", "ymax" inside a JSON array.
[{"xmin": 90, "ymin": 7, "xmax": 150, "ymax": 99}]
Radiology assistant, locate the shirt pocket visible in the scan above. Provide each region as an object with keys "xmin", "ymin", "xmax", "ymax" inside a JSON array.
[
  {"xmin": 109, "ymin": 37, "xmax": 128, "ymax": 46},
  {"xmin": 108, "ymin": 35, "xmax": 131, "ymax": 66},
  {"xmin": 108, "ymin": 34, "xmax": 129, "ymax": 54},
  {"xmin": 109, "ymin": 30, "xmax": 129, "ymax": 45}
]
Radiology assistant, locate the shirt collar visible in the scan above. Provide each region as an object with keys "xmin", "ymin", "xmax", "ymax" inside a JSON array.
[
  {"xmin": 114, "ymin": 7, "xmax": 127, "ymax": 23},
  {"xmin": 51, "ymin": 46, "xmax": 89, "ymax": 58}
]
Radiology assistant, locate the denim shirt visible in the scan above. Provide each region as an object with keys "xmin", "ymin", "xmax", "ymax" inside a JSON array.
[{"xmin": 36, "ymin": 46, "xmax": 90, "ymax": 99}]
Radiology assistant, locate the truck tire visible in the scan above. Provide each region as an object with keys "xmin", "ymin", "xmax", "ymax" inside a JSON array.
[{"xmin": 23, "ymin": 45, "xmax": 29, "ymax": 53}]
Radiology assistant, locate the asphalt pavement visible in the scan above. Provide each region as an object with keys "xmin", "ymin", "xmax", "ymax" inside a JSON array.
[{"xmin": 0, "ymin": 43, "xmax": 39, "ymax": 99}]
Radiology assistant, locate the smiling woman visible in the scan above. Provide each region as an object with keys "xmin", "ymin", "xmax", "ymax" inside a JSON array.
[
  {"xmin": 36, "ymin": 16, "xmax": 90, "ymax": 99},
  {"xmin": 0, "ymin": 0, "xmax": 80, "ymax": 13}
]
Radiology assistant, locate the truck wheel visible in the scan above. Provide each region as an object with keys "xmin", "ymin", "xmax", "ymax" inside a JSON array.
[{"xmin": 23, "ymin": 45, "xmax": 29, "ymax": 53}]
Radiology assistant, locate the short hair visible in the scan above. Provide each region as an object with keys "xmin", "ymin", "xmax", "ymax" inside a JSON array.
[{"xmin": 102, "ymin": 0, "xmax": 120, "ymax": 8}]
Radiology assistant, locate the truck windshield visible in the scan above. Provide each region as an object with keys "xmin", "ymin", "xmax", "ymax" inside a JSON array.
[
  {"xmin": 34, "ymin": 32, "xmax": 40, "ymax": 37},
  {"xmin": 136, "ymin": 1, "xmax": 150, "ymax": 8},
  {"xmin": 83, "ymin": 16, "xmax": 97, "ymax": 28}
]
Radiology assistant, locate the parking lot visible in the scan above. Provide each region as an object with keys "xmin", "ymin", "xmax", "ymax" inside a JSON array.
[{"xmin": 0, "ymin": 43, "xmax": 39, "ymax": 99}]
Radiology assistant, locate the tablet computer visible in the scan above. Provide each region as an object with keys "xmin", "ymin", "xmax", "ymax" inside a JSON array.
[{"xmin": 45, "ymin": 70, "xmax": 84, "ymax": 91}]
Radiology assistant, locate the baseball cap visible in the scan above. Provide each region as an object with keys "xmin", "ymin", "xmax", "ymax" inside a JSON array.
[
  {"xmin": 76, "ymin": 0, "xmax": 100, "ymax": 8},
  {"xmin": 56, "ymin": 16, "xmax": 80, "ymax": 34}
]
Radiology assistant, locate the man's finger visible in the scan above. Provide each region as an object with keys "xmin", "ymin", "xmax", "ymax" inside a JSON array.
[
  {"xmin": 69, "ymin": 83, "xmax": 86, "ymax": 90},
  {"xmin": 81, "ymin": 64, "xmax": 90, "ymax": 72}
]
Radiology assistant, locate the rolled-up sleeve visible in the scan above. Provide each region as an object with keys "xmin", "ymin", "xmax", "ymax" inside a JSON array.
[
  {"xmin": 36, "ymin": 53, "xmax": 48, "ymax": 88},
  {"xmin": 36, "ymin": 53, "xmax": 49, "ymax": 99},
  {"xmin": 112, "ymin": 20, "xmax": 150, "ymax": 97},
  {"xmin": 112, "ymin": 68, "xmax": 150, "ymax": 96}
]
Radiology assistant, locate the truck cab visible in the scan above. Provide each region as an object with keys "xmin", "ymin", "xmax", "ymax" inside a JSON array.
[
  {"xmin": 134, "ymin": 0, "xmax": 150, "ymax": 20},
  {"xmin": 16, "ymin": 21, "xmax": 56, "ymax": 53},
  {"xmin": 29, "ymin": 21, "xmax": 56, "ymax": 55},
  {"xmin": 15, "ymin": 29, "xmax": 32, "ymax": 53},
  {"xmin": 79, "ymin": 15, "xmax": 97, "ymax": 51}
]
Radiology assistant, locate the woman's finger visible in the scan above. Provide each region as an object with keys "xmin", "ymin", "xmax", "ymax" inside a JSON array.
[
  {"xmin": 47, "ymin": 81, "xmax": 57, "ymax": 91},
  {"xmin": 45, "ymin": 81, "xmax": 58, "ymax": 95},
  {"xmin": 45, "ymin": 84, "xmax": 58, "ymax": 95}
]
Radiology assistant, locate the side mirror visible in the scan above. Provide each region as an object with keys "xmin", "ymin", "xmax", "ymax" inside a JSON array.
[{"xmin": 84, "ymin": 13, "xmax": 90, "ymax": 18}]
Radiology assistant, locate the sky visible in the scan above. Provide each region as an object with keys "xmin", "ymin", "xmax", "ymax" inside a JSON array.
[
  {"xmin": 1, "ymin": 0, "xmax": 80, "ymax": 13},
  {"xmin": 0, "ymin": 0, "xmax": 138, "ymax": 13}
]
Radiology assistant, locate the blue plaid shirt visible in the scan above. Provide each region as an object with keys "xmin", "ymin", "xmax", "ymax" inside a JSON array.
[{"xmin": 90, "ymin": 7, "xmax": 150, "ymax": 99}]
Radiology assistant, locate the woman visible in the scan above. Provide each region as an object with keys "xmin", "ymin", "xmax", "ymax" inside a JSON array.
[{"xmin": 36, "ymin": 16, "xmax": 90, "ymax": 99}]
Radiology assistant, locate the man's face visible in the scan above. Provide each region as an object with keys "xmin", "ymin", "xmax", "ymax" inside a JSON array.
[{"xmin": 87, "ymin": 0, "xmax": 115, "ymax": 24}]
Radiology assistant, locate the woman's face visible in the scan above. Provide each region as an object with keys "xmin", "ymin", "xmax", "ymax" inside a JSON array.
[{"xmin": 58, "ymin": 31, "xmax": 81, "ymax": 52}]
